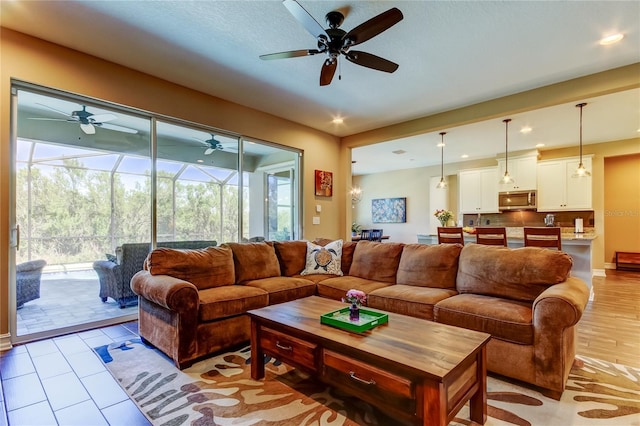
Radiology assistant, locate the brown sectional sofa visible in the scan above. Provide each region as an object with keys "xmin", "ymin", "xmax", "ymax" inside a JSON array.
[{"xmin": 131, "ymin": 239, "xmax": 590, "ymax": 399}]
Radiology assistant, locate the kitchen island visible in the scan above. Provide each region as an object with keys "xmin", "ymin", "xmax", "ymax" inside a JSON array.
[{"xmin": 417, "ymin": 229, "xmax": 597, "ymax": 288}]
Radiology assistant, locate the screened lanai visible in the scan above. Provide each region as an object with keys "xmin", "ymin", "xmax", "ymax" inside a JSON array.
[{"xmin": 11, "ymin": 84, "xmax": 301, "ymax": 342}]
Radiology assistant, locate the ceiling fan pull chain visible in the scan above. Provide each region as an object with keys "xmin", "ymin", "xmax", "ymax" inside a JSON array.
[{"xmin": 339, "ymin": 58, "xmax": 342, "ymax": 81}]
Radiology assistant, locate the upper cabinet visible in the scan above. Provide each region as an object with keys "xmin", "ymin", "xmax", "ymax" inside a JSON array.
[
  {"xmin": 537, "ymin": 156, "xmax": 593, "ymax": 211},
  {"xmin": 459, "ymin": 167, "xmax": 499, "ymax": 214},
  {"xmin": 497, "ymin": 155, "xmax": 538, "ymax": 192}
]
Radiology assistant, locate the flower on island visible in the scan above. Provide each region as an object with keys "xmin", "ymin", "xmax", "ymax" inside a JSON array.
[
  {"xmin": 343, "ymin": 289, "xmax": 367, "ymax": 306},
  {"xmin": 434, "ymin": 209, "xmax": 453, "ymax": 226}
]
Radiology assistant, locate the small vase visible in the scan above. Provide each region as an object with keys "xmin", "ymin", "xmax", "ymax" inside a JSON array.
[{"xmin": 349, "ymin": 303, "xmax": 360, "ymax": 321}]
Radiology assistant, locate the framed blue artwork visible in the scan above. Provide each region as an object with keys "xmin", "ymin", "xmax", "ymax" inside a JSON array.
[{"xmin": 372, "ymin": 197, "xmax": 406, "ymax": 223}]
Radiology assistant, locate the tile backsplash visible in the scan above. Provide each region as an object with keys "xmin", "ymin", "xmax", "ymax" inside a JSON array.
[{"xmin": 462, "ymin": 210, "xmax": 594, "ymax": 228}]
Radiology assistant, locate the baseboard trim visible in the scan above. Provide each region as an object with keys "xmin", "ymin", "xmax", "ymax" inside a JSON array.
[
  {"xmin": 604, "ymin": 262, "xmax": 617, "ymax": 270},
  {"xmin": 0, "ymin": 333, "xmax": 13, "ymax": 351},
  {"xmin": 593, "ymin": 269, "xmax": 607, "ymax": 277}
]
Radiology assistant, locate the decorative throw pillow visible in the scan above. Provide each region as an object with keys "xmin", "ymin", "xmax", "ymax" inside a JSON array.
[
  {"xmin": 106, "ymin": 253, "xmax": 117, "ymax": 263},
  {"xmin": 301, "ymin": 239, "xmax": 343, "ymax": 276}
]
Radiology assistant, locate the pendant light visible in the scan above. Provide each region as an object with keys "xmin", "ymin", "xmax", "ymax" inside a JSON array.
[
  {"xmin": 573, "ymin": 102, "xmax": 591, "ymax": 177},
  {"xmin": 350, "ymin": 160, "xmax": 362, "ymax": 207},
  {"xmin": 499, "ymin": 118, "xmax": 515, "ymax": 184},
  {"xmin": 436, "ymin": 132, "xmax": 448, "ymax": 189}
]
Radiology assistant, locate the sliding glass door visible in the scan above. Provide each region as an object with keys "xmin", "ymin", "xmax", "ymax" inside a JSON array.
[{"xmin": 10, "ymin": 83, "xmax": 302, "ymax": 343}]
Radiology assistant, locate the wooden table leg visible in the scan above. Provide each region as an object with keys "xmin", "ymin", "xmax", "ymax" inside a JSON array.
[
  {"xmin": 250, "ymin": 319, "xmax": 265, "ymax": 380},
  {"xmin": 469, "ymin": 346, "xmax": 487, "ymax": 425}
]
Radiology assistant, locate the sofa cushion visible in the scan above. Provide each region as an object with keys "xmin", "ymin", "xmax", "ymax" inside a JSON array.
[
  {"xmin": 368, "ymin": 285, "xmax": 458, "ymax": 321},
  {"xmin": 244, "ymin": 276, "xmax": 316, "ymax": 305},
  {"xmin": 273, "ymin": 241, "xmax": 307, "ymax": 276},
  {"xmin": 226, "ymin": 242, "xmax": 281, "ymax": 284},
  {"xmin": 198, "ymin": 285, "xmax": 269, "ymax": 322},
  {"xmin": 145, "ymin": 246, "xmax": 235, "ymax": 290},
  {"xmin": 349, "ymin": 241, "xmax": 404, "ymax": 283},
  {"xmin": 457, "ymin": 244, "xmax": 573, "ymax": 302},
  {"xmin": 396, "ymin": 243, "xmax": 462, "ymax": 288},
  {"xmin": 434, "ymin": 294, "xmax": 533, "ymax": 345},
  {"xmin": 317, "ymin": 276, "xmax": 391, "ymax": 301},
  {"xmin": 301, "ymin": 239, "xmax": 343, "ymax": 276}
]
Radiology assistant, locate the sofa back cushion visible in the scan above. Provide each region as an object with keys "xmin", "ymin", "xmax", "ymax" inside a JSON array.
[
  {"xmin": 456, "ymin": 244, "xmax": 573, "ymax": 302},
  {"xmin": 349, "ymin": 241, "xmax": 404, "ymax": 283},
  {"xmin": 226, "ymin": 242, "xmax": 281, "ymax": 283},
  {"xmin": 397, "ymin": 243, "xmax": 462, "ymax": 288},
  {"xmin": 273, "ymin": 241, "xmax": 308, "ymax": 276},
  {"xmin": 145, "ymin": 246, "xmax": 234, "ymax": 290}
]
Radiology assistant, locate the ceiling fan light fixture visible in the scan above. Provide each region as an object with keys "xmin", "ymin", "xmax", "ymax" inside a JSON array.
[
  {"xmin": 436, "ymin": 131, "xmax": 448, "ymax": 189},
  {"xmin": 500, "ymin": 118, "xmax": 515, "ymax": 185},
  {"xmin": 572, "ymin": 102, "xmax": 591, "ymax": 177}
]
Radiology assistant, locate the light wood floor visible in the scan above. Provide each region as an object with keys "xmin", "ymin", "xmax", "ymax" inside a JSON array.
[{"xmin": 576, "ymin": 269, "xmax": 640, "ymax": 368}]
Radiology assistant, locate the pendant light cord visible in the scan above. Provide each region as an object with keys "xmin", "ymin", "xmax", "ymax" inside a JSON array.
[
  {"xmin": 577, "ymin": 103, "xmax": 587, "ymax": 162},
  {"xmin": 503, "ymin": 118, "xmax": 511, "ymax": 173}
]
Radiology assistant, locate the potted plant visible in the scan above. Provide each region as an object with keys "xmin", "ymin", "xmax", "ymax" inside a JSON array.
[{"xmin": 351, "ymin": 222, "xmax": 362, "ymax": 236}]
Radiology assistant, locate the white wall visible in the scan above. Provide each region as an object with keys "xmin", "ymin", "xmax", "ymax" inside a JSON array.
[{"xmin": 353, "ymin": 167, "xmax": 436, "ymax": 243}]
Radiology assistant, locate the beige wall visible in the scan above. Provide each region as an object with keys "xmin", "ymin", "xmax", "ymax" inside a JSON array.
[
  {"xmin": 0, "ymin": 29, "xmax": 343, "ymax": 337},
  {"xmin": 603, "ymin": 153, "xmax": 640, "ymax": 264}
]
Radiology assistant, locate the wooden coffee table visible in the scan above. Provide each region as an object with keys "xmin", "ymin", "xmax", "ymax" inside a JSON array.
[{"xmin": 248, "ymin": 296, "xmax": 490, "ymax": 425}]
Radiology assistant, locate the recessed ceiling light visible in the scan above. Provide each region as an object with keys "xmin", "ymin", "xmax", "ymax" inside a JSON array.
[
  {"xmin": 520, "ymin": 126, "xmax": 532, "ymax": 134},
  {"xmin": 332, "ymin": 117, "xmax": 344, "ymax": 124},
  {"xmin": 197, "ymin": 159, "xmax": 204, "ymax": 163},
  {"xmin": 599, "ymin": 33, "xmax": 624, "ymax": 45},
  {"xmin": 535, "ymin": 143, "xmax": 545, "ymax": 148},
  {"xmin": 461, "ymin": 154, "xmax": 469, "ymax": 159}
]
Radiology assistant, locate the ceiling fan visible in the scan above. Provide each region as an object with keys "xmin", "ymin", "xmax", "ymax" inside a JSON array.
[
  {"xmin": 260, "ymin": 0, "xmax": 403, "ymax": 86},
  {"xmin": 193, "ymin": 134, "xmax": 225, "ymax": 155},
  {"xmin": 29, "ymin": 103, "xmax": 138, "ymax": 135}
]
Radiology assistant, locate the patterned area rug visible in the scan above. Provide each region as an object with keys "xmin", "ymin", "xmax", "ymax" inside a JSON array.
[{"xmin": 94, "ymin": 339, "xmax": 640, "ymax": 426}]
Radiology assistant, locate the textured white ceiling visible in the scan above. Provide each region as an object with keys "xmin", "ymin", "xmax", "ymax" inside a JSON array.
[{"xmin": 2, "ymin": 0, "xmax": 639, "ymax": 174}]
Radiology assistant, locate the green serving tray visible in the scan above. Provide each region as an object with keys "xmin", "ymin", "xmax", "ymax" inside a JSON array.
[{"xmin": 320, "ymin": 306, "xmax": 389, "ymax": 333}]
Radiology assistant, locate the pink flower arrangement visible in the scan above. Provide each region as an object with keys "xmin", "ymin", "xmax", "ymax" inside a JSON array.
[{"xmin": 343, "ymin": 289, "xmax": 367, "ymax": 306}]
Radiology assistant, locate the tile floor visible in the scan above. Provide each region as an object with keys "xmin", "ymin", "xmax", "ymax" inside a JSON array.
[{"xmin": 0, "ymin": 322, "xmax": 149, "ymax": 426}]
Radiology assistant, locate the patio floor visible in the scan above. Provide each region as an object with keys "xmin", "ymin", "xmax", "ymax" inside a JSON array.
[{"xmin": 16, "ymin": 269, "xmax": 138, "ymax": 336}]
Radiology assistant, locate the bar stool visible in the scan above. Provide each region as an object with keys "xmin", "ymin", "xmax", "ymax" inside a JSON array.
[
  {"xmin": 437, "ymin": 227, "xmax": 464, "ymax": 245},
  {"xmin": 524, "ymin": 227, "xmax": 562, "ymax": 250},
  {"xmin": 475, "ymin": 227, "xmax": 508, "ymax": 246}
]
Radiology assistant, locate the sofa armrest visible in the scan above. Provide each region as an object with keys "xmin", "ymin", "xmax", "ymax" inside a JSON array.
[
  {"xmin": 532, "ymin": 276, "xmax": 590, "ymax": 392},
  {"xmin": 131, "ymin": 270, "xmax": 199, "ymax": 313},
  {"xmin": 533, "ymin": 277, "xmax": 590, "ymax": 329}
]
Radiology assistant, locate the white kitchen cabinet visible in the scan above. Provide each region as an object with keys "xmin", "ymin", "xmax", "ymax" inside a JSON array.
[
  {"xmin": 459, "ymin": 167, "xmax": 499, "ymax": 213},
  {"xmin": 537, "ymin": 156, "xmax": 592, "ymax": 211},
  {"xmin": 497, "ymin": 155, "xmax": 538, "ymax": 191}
]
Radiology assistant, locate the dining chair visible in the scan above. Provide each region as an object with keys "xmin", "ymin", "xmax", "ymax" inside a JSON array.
[
  {"xmin": 359, "ymin": 229, "xmax": 371, "ymax": 240},
  {"xmin": 437, "ymin": 227, "xmax": 464, "ymax": 245},
  {"xmin": 475, "ymin": 227, "xmax": 508, "ymax": 246},
  {"xmin": 369, "ymin": 229, "xmax": 383, "ymax": 242},
  {"xmin": 524, "ymin": 227, "xmax": 562, "ymax": 250}
]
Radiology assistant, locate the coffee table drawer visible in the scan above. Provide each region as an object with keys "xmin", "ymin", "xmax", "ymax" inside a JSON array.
[
  {"xmin": 260, "ymin": 327, "xmax": 318, "ymax": 372},
  {"xmin": 322, "ymin": 349, "xmax": 415, "ymax": 412}
]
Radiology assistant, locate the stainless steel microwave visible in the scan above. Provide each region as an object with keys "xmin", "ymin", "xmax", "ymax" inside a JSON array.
[{"xmin": 498, "ymin": 190, "xmax": 536, "ymax": 211}]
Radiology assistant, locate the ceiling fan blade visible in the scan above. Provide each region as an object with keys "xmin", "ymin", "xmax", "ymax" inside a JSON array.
[
  {"xmin": 283, "ymin": 0, "xmax": 329, "ymax": 40},
  {"xmin": 27, "ymin": 117, "xmax": 71, "ymax": 122},
  {"xmin": 89, "ymin": 113, "xmax": 117, "ymax": 123},
  {"xmin": 204, "ymin": 147, "xmax": 215, "ymax": 155},
  {"xmin": 80, "ymin": 123, "xmax": 96, "ymax": 135},
  {"xmin": 346, "ymin": 51, "xmax": 399, "ymax": 73},
  {"xmin": 98, "ymin": 122, "xmax": 139, "ymax": 134},
  {"xmin": 35, "ymin": 102, "xmax": 72, "ymax": 118},
  {"xmin": 343, "ymin": 8, "xmax": 403, "ymax": 47},
  {"xmin": 260, "ymin": 49, "xmax": 320, "ymax": 60},
  {"xmin": 320, "ymin": 59, "xmax": 337, "ymax": 86}
]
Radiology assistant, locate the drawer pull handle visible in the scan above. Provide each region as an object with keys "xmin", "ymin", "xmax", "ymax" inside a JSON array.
[
  {"xmin": 276, "ymin": 342, "xmax": 292, "ymax": 351},
  {"xmin": 349, "ymin": 371, "xmax": 376, "ymax": 386}
]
